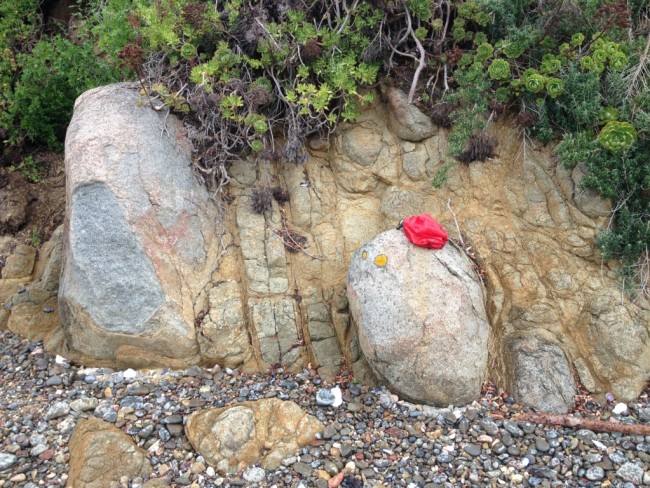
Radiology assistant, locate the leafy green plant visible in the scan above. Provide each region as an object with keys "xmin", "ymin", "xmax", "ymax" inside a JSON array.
[
  {"xmin": 488, "ymin": 59, "xmax": 510, "ymax": 80},
  {"xmin": 597, "ymin": 121, "xmax": 638, "ymax": 153},
  {"xmin": 10, "ymin": 36, "xmax": 119, "ymax": 150},
  {"xmin": 431, "ymin": 161, "xmax": 454, "ymax": 188},
  {"xmin": 545, "ymin": 77, "xmax": 565, "ymax": 99},
  {"xmin": 9, "ymin": 155, "xmax": 41, "ymax": 183},
  {"xmin": 598, "ymin": 106, "xmax": 619, "ymax": 124},
  {"xmin": 30, "ymin": 225, "xmax": 41, "ymax": 248},
  {"xmin": 0, "ymin": 0, "xmax": 41, "ymax": 149},
  {"xmin": 0, "ymin": 0, "xmax": 129, "ymax": 153},
  {"xmin": 524, "ymin": 71, "xmax": 546, "ymax": 93}
]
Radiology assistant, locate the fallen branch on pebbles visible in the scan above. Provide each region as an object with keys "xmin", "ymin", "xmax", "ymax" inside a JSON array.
[{"xmin": 515, "ymin": 412, "xmax": 650, "ymax": 435}]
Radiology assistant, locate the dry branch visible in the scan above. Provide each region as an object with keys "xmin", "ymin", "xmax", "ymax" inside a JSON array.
[{"xmin": 515, "ymin": 412, "xmax": 650, "ymax": 435}]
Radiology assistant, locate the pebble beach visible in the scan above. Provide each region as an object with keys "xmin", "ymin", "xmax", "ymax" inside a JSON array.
[{"xmin": 1, "ymin": 330, "xmax": 649, "ymax": 488}]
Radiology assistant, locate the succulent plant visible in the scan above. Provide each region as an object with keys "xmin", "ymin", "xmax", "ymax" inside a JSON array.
[
  {"xmin": 473, "ymin": 32, "xmax": 488, "ymax": 45},
  {"xmin": 475, "ymin": 43, "xmax": 494, "ymax": 62},
  {"xmin": 503, "ymin": 40, "xmax": 526, "ymax": 59},
  {"xmin": 214, "ymin": 43, "xmax": 237, "ymax": 68},
  {"xmin": 592, "ymin": 49, "xmax": 608, "ymax": 64},
  {"xmin": 597, "ymin": 121, "xmax": 638, "ymax": 153},
  {"xmin": 540, "ymin": 56, "xmax": 562, "ymax": 75},
  {"xmin": 494, "ymin": 86, "xmax": 510, "ymax": 103},
  {"xmin": 604, "ymin": 42, "xmax": 619, "ymax": 56},
  {"xmin": 598, "ymin": 106, "xmax": 619, "ymax": 124},
  {"xmin": 452, "ymin": 26, "xmax": 466, "ymax": 41},
  {"xmin": 608, "ymin": 51, "xmax": 628, "ymax": 72},
  {"xmin": 180, "ymin": 43, "xmax": 197, "ymax": 59},
  {"xmin": 488, "ymin": 58, "xmax": 511, "ymax": 80},
  {"xmin": 570, "ymin": 32, "xmax": 585, "ymax": 47},
  {"xmin": 579, "ymin": 55, "xmax": 595, "ymax": 71},
  {"xmin": 592, "ymin": 35, "xmax": 607, "ymax": 50},
  {"xmin": 524, "ymin": 71, "xmax": 546, "ymax": 93},
  {"xmin": 545, "ymin": 77, "xmax": 565, "ymax": 98}
]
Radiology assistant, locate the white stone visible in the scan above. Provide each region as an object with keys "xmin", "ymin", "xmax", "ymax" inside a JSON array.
[
  {"xmin": 123, "ymin": 368, "xmax": 137, "ymax": 379},
  {"xmin": 243, "ymin": 466, "xmax": 266, "ymax": 483},
  {"xmin": 331, "ymin": 387, "xmax": 343, "ymax": 408}
]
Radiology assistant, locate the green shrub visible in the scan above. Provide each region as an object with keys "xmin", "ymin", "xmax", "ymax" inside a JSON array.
[
  {"xmin": 556, "ymin": 134, "xmax": 649, "ymax": 279},
  {"xmin": 0, "ymin": 0, "xmax": 41, "ymax": 148},
  {"xmin": 0, "ymin": 0, "xmax": 129, "ymax": 153},
  {"xmin": 10, "ymin": 36, "xmax": 119, "ymax": 150},
  {"xmin": 9, "ymin": 155, "xmax": 41, "ymax": 183},
  {"xmin": 83, "ymin": 0, "xmax": 138, "ymax": 64}
]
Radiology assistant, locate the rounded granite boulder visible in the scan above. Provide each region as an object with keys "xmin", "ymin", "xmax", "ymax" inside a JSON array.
[{"xmin": 347, "ymin": 229, "xmax": 489, "ymax": 406}]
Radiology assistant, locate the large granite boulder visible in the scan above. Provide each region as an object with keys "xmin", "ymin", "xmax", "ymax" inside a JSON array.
[
  {"xmin": 347, "ymin": 229, "xmax": 489, "ymax": 406},
  {"xmin": 59, "ymin": 83, "xmax": 234, "ymax": 368},
  {"xmin": 185, "ymin": 399, "xmax": 323, "ymax": 474}
]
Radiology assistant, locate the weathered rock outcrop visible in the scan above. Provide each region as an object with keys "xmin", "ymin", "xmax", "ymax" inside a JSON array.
[
  {"xmin": 32, "ymin": 83, "xmax": 648, "ymax": 412},
  {"xmin": 0, "ymin": 181, "xmax": 29, "ymax": 233},
  {"xmin": 1, "ymin": 243, "xmax": 36, "ymax": 279},
  {"xmin": 6, "ymin": 227, "xmax": 63, "ymax": 347},
  {"xmin": 1, "ymin": 228, "xmax": 63, "ymax": 350},
  {"xmin": 59, "ymin": 83, "xmax": 244, "ymax": 368},
  {"xmin": 348, "ymin": 230, "xmax": 489, "ymax": 406},
  {"xmin": 67, "ymin": 417, "xmax": 151, "ymax": 487},
  {"xmin": 185, "ymin": 399, "xmax": 323, "ymax": 474}
]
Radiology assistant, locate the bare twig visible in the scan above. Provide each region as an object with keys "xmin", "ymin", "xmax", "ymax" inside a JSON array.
[
  {"xmin": 443, "ymin": 64, "xmax": 449, "ymax": 92},
  {"xmin": 626, "ymin": 34, "xmax": 650, "ymax": 99},
  {"xmin": 401, "ymin": 0, "xmax": 427, "ymax": 105},
  {"xmin": 515, "ymin": 412, "xmax": 650, "ymax": 435},
  {"xmin": 446, "ymin": 197, "xmax": 464, "ymax": 248},
  {"xmin": 335, "ymin": 0, "xmax": 361, "ymax": 35}
]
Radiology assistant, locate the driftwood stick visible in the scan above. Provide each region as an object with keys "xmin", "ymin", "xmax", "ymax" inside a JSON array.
[{"xmin": 515, "ymin": 412, "xmax": 650, "ymax": 436}]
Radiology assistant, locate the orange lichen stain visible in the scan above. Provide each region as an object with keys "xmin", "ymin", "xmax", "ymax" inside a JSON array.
[
  {"xmin": 374, "ymin": 254, "xmax": 388, "ymax": 267},
  {"xmin": 361, "ymin": 251, "xmax": 368, "ymax": 260}
]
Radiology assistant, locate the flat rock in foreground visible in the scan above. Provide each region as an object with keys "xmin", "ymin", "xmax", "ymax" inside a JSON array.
[
  {"xmin": 67, "ymin": 417, "xmax": 151, "ymax": 487},
  {"xmin": 185, "ymin": 398, "xmax": 323, "ymax": 474}
]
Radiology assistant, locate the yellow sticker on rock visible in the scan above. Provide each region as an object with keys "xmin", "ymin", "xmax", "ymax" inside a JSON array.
[
  {"xmin": 361, "ymin": 251, "xmax": 367, "ymax": 260},
  {"xmin": 374, "ymin": 254, "xmax": 388, "ymax": 267}
]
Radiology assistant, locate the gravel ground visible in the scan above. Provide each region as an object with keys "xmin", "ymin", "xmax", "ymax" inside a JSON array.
[{"xmin": 1, "ymin": 329, "xmax": 649, "ymax": 488}]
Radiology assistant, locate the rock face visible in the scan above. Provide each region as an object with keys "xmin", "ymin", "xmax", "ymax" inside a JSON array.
[
  {"xmin": 185, "ymin": 399, "xmax": 323, "ymax": 474},
  {"xmin": 67, "ymin": 417, "xmax": 151, "ymax": 487},
  {"xmin": 1, "ymin": 227, "xmax": 63, "ymax": 350},
  {"xmin": 505, "ymin": 332, "xmax": 576, "ymax": 413},
  {"xmin": 59, "ymin": 83, "xmax": 236, "ymax": 368},
  {"xmin": 6, "ymin": 227, "xmax": 63, "ymax": 347},
  {"xmin": 381, "ymin": 86, "xmax": 436, "ymax": 142},
  {"xmin": 0, "ymin": 182, "xmax": 29, "ymax": 233},
  {"xmin": 347, "ymin": 230, "xmax": 489, "ymax": 406},
  {"xmin": 30, "ymin": 83, "xmax": 647, "ymax": 411},
  {"xmin": 1, "ymin": 244, "xmax": 36, "ymax": 279}
]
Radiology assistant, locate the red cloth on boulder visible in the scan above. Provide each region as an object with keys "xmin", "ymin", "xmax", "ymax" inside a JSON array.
[{"xmin": 402, "ymin": 214, "xmax": 448, "ymax": 249}]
